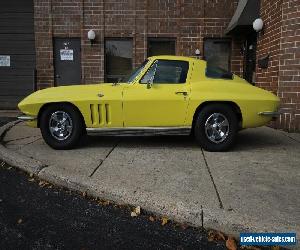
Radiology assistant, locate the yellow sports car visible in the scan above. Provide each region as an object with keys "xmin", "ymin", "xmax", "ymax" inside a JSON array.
[{"xmin": 18, "ymin": 56, "xmax": 280, "ymax": 151}]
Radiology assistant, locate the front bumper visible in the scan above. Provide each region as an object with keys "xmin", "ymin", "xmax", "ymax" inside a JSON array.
[
  {"xmin": 258, "ymin": 111, "xmax": 281, "ymax": 118},
  {"xmin": 17, "ymin": 115, "xmax": 37, "ymax": 121}
]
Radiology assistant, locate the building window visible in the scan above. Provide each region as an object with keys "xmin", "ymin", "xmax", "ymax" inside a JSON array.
[
  {"xmin": 203, "ymin": 38, "xmax": 231, "ymax": 71},
  {"xmin": 148, "ymin": 38, "xmax": 176, "ymax": 57},
  {"xmin": 105, "ymin": 39, "xmax": 133, "ymax": 82},
  {"xmin": 140, "ymin": 60, "xmax": 189, "ymax": 84}
]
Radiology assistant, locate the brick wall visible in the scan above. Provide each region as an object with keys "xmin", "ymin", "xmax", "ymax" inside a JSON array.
[
  {"xmin": 277, "ymin": 0, "xmax": 300, "ymax": 131},
  {"xmin": 34, "ymin": 0, "xmax": 236, "ymax": 85},
  {"xmin": 34, "ymin": 0, "xmax": 55, "ymax": 89},
  {"xmin": 34, "ymin": 0, "xmax": 299, "ymax": 131},
  {"xmin": 256, "ymin": 0, "xmax": 283, "ymax": 95},
  {"xmin": 256, "ymin": 0, "xmax": 300, "ymax": 131}
]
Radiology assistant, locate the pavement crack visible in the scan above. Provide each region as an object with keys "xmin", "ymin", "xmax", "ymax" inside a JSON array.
[
  {"xmin": 200, "ymin": 148, "xmax": 224, "ymax": 209},
  {"xmin": 89, "ymin": 140, "xmax": 120, "ymax": 177},
  {"xmin": 4, "ymin": 135, "xmax": 41, "ymax": 144},
  {"xmin": 22, "ymin": 137, "xmax": 42, "ymax": 146},
  {"xmin": 4, "ymin": 137, "xmax": 42, "ymax": 148},
  {"xmin": 281, "ymin": 132, "xmax": 300, "ymax": 144}
]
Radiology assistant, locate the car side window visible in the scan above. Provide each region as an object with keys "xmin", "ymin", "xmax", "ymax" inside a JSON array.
[{"xmin": 140, "ymin": 60, "xmax": 189, "ymax": 84}]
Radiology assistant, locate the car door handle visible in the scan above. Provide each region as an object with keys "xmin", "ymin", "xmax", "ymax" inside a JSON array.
[
  {"xmin": 175, "ymin": 91, "xmax": 188, "ymax": 96},
  {"xmin": 97, "ymin": 93, "xmax": 104, "ymax": 98}
]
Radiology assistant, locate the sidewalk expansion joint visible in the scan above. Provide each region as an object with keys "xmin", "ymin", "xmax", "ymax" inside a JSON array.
[
  {"xmin": 89, "ymin": 139, "xmax": 120, "ymax": 177},
  {"xmin": 200, "ymin": 148, "xmax": 224, "ymax": 209}
]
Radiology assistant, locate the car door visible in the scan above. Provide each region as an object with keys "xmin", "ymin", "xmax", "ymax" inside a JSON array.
[{"xmin": 122, "ymin": 59, "xmax": 191, "ymax": 127}]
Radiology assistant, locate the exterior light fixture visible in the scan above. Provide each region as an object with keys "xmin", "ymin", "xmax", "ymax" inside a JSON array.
[
  {"xmin": 253, "ymin": 18, "xmax": 264, "ymax": 32},
  {"xmin": 88, "ymin": 29, "xmax": 96, "ymax": 45},
  {"xmin": 195, "ymin": 49, "xmax": 201, "ymax": 58}
]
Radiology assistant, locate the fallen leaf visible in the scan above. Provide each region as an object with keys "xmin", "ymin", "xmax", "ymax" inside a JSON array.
[
  {"xmin": 208, "ymin": 230, "xmax": 226, "ymax": 242},
  {"xmin": 28, "ymin": 178, "xmax": 35, "ymax": 182},
  {"xmin": 208, "ymin": 230, "xmax": 215, "ymax": 241},
  {"xmin": 271, "ymin": 247, "xmax": 280, "ymax": 250},
  {"xmin": 149, "ymin": 216, "xmax": 155, "ymax": 222},
  {"xmin": 240, "ymin": 246, "xmax": 260, "ymax": 250},
  {"xmin": 29, "ymin": 173, "xmax": 34, "ymax": 178},
  {"xmin": 180, "ymin": 224, "xmax": 189, "ymax": 230},
  {"xmin": 0, "ymin": 161, "xmax": 5, "ymax": 167},
  {"xmin": 39, "ymin": 180, "xmax": 49, "ymax": 187},
  {"xmin": 161, "ymin": 217, "xmax": 168, "ymax": 226},
  {"xmin": 226, "ymin": 237, "xmax": 237, "ymax": 250},
  {"xmin": 82, "ymin": 192, "xmax": 87, "ymax": 197},
  {"xmin": 131, "ymin": 211, "xmax": 137, "ymax": 217},
  {"xmin": 100, "ymin": 200, "xmax": 110, "ymax": 206},
  {"xmin": 217, "ymin": 231, "xmax": 226, "ymax": 241},
  {"xmin": 134, "ymin": 206, "xmax": 141, "ymax": 215},
  {"xmin": 17, "ymin": 219, "xmax": 23, "ymax": 224}
]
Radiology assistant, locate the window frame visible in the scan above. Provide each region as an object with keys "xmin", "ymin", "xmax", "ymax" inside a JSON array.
[
  {"xmin": 104, "ymin": 38, "xmax": 133, "ymax": 83},
  {"xmin": 139, "ymin": 59, "xmax": 189, "ymax": 85},
  {"xmin": 147, "ymin": 37, "xmax": 176, "ymax": 57}
]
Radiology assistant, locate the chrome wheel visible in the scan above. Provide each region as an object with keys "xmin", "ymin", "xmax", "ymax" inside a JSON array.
[
  {"xmin": 205, "ymin": 113, "xmax": 229, "ymax": 144},
  {"xmin": 49, "ymin": 111, "xmax": 73, "ymax": 141}
]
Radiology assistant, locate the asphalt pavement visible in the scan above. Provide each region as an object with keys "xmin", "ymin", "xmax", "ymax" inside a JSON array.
[
  {"xmin": 0, "ymin": 116, "xmax": 229, "ymax": 250},
  {"xmin": 0, "ymin": 115, "xmax": 298, "ymax": 250},
  {"xmin": 0, "ymin": 163, "xmax": 226, "ymax": 250}
]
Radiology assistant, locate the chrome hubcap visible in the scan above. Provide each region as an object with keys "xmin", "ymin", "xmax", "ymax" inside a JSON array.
[
  {"xmin": 49, "ymin": 111, "xmax": 73, "ymax": 141},
  {"xmin": 205, "ymin": 113, "xmax": 229, "ymax": 144}
]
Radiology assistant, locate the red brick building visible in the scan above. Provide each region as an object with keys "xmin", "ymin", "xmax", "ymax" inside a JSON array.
[{"xmin": 21, "ymin": 0, "xmax": 300, "ymax": 131}]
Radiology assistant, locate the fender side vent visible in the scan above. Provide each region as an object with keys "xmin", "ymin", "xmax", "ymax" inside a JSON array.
[{"xmin": 90, "ymin": 104, "xmax": 110, "ymax": 125}]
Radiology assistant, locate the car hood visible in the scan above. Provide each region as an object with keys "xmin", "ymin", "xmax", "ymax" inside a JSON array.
[{"xmin": 18, "ymin": 83, "xmax": 123, "ymax": 115}]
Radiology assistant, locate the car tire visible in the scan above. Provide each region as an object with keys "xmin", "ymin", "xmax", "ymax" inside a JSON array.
[
  {"xmin": 194, "ymin": 104, "xmax": 238, "ymax": 152},
  {"xmin": 40, "ymin": 104, "xmax": 84, "ymax": 150}
]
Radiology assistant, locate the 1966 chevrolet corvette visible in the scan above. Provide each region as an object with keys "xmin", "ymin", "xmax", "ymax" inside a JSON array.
[{"xmin": 18, "ymin": 56, "xmax": 280, "ymax": 151}]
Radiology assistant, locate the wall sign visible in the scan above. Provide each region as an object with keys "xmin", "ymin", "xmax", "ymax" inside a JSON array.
[
  {"xmin": 0, "ymin": 55, "xmax": 10, "ymax": 67},
  {"xmin": 60, "ymin": 49, "xmax": 74, "ymax": 61}
]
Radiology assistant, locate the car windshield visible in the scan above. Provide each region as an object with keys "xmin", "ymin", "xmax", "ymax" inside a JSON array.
[{"xmin": 125, "ymin": 60, "xmax": 149, "ymax": 83}]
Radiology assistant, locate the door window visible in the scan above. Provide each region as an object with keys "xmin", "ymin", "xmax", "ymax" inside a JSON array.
[
  {"xmin": 140, "ymin": 60, "xmax": 189, "ymax": 84},
  {"xmin": 105, "ymin": 39, "xmax": 133, "ymax": 83}
]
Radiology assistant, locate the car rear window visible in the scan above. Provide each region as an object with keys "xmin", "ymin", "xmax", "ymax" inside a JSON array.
[{"xmin": 205, "ymin": 66, "xmax": 233, "ymax": 80}]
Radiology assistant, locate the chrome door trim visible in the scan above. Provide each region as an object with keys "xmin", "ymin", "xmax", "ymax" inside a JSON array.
[{"xmin": 86, "ymin": 126, "xmax": 191, "ymax": 136}]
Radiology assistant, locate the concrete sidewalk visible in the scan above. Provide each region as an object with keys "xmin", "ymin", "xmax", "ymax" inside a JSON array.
[{"xmin": 1, "ymin": 121, "xmax": 299, "ymax": 237}]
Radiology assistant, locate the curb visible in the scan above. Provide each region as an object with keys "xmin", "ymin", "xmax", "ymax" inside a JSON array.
[{"xmin": 0, "ymin": 121, "xmax": 47, "ymax": 175}]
